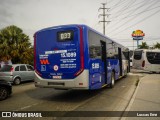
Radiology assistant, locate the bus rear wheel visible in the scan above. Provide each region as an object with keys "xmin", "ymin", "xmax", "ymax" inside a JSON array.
[{"xmin": 109, "ymin": 72, "xmax": 115, "ymax": 88}]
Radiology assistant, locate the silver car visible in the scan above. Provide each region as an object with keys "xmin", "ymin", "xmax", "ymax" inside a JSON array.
[{"xmin": 0, "ymin": 64, "xmax": 34, "ymax": 85}]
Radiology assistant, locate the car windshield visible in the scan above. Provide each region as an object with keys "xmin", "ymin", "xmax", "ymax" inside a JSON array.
[{"xmin": 0, "ymin": 65, "xmax": 12, "ymax": 72}]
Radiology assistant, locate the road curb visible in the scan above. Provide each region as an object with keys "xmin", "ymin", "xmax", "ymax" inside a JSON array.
[{"xmin": 120, "ymin": 74, "xmax": 144, "ymax": 120}]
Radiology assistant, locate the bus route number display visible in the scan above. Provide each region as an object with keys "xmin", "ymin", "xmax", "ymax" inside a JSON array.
[{"xmin": 58, "ymin": 31, "xmax": 73, "ymax": 41}]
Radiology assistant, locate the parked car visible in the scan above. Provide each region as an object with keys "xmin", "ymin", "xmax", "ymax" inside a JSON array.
[
  {"xmin": 0, "ymin": 64, "xmax": 34, "ymax": 85},
  {"xmin": 0, "ymin": 80, "xmax": 12, "ymax": 100}
]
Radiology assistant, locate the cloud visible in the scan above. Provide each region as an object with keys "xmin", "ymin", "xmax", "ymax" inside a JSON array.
[{"xmin": 0, "ymin": 3, "xmax": 13, "ymax": 28}]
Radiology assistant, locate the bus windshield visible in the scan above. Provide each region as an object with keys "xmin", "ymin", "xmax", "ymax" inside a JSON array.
[
  {"xmin": 146, "ymin": 52, "xmax": 160, "ymax": 64},
  {"xmin": 134, "ymin": 50, "xmax": 143, "ymax": 60}
]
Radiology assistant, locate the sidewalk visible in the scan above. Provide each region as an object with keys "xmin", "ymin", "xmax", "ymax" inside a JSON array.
[{"xmin": 125, "ymin": 74, "xmax": 160, "ymax": 119}]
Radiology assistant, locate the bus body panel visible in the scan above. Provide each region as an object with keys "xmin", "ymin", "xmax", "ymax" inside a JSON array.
[
  {"xmin": 34, "ymin": 24, "xmax": 129, "ymax": 90},
  {"xmin": 35, "ymin": 70, "xmax": 89, "ymax": 89},
  {"xmin": 108, "ymin": 59, "xmax": 120, "ymax": 80},
  {"xmin": 87, "ymin": 28, "xmax": 129, "ymax": 89},
  {"xmin": 88, "ymin": 59, "xmax": 122, "ymax": 90},
  {"xmin": 89, "ymin": 59, "xmax": 103, "ymax": 89},
  {"xmin": 34, "ymin": 25, "xmax": 90, "ymax": 89},
  {"xmin": 35, "ymin": 25, "xmax": 84, "ymax": 80},
  {"xmin": 144, "ymin": 50, "xmax": 160, "ymax": 72},
  {"xmin": 132, "ymin": 50, "xmax": 144, "ymax": 70},
  {"xmin": 133, "ymin": 49, "xmax": 160, "ymax": 72}
]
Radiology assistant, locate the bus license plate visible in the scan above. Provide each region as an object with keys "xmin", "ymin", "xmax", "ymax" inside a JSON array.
[{"xmin": 53, "ymin": 76, "xmax": 62, "ymax": 79}]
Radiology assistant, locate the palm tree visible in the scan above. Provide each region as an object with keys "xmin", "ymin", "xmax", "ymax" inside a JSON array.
[
  {"xmin": 138, "ymin": 42, "xmax": 149, "ymax": 49},
  {"xmin": 154, "ymin": 42, "xmax": 160, "ymax": 49},
  {"xmin": 0, "ymin": 25, "xmax": 33, "ymax": 64}
]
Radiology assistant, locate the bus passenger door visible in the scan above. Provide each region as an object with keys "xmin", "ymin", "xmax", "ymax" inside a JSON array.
[
  {"xmin": 100, "ymin": 40, "xmax": 107, "ymax": 84},
  {"xmin": 118, "ymin": 48, "xmax": 122, "ymax": 76}
]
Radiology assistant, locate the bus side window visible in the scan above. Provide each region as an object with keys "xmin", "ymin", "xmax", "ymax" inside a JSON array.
[
  {"xmin": 134, "ymin": 50, "xmax": 143, "ymax": 60},
  {"xmin": 122, "ymin": 51, "xmax": 129, "ymax": 60},
  {"xmin": 147, "ymin": 52, "xmax": 154, "ymax": 60},
  {"xmin": 89, "ymin": 45, "xmax": 101, "ymax": 59},
  {"xmin": 156, "ymin": 53, "xmax": 160, "ymax": 59},
  {"xmin": 146, "ymin": 52, "xmax": 160, "ymax": 64},
  {"xmin": 107, "ymin": 49, "xmax": 118, "ymax": 59}
]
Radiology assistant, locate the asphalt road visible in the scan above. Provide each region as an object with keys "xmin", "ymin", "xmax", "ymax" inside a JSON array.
[{"xmin": 0, "ymin": 74, "xmax": 140, "ymax": 120}]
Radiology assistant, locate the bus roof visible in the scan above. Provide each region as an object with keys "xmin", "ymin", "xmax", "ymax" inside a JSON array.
[{"xmin": 35, "ymin": 24, "xmax": 128, "ymax": 50}]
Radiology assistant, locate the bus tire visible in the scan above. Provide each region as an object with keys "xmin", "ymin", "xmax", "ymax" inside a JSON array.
[{"xmin": 109, "ymin": 72, "xmax": 115, "ymax": 88}]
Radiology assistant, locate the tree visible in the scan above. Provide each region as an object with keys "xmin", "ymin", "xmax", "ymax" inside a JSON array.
[
  {"xmin": 154, "ymin": 42, "xmax": 160, "ymax": 49},
  {"xmin": 0, "ymin": 25, "xmax": 33, "ymax": 65},
  {"xmin": 138, "ymin": 42, "xmax": 149, "ymax": 49}
]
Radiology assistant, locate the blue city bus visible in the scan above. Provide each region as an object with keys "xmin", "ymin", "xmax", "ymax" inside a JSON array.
[{"xmin": 34, "ymin": 24, "xmax": 130, "ymax": 90}]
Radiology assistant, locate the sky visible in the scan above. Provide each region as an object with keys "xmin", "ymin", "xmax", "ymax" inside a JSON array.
[{"xmin": 0, "ymin": 0, "xmax": 160, "ymax": 50}]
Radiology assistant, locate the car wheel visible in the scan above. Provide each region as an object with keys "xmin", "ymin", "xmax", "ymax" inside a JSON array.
[
  {"xmin": 0, "ymin": 87, "xmax": 9, "ymax": 101},
  {"xmin": 109, "ymin": 72, "xmax": 115, "ymax": 88},
  {"xmin": 14, "ymin": 77, "xmax": 21, "ymax": 85}
]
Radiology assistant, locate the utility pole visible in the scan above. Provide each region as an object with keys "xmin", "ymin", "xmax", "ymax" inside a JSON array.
[{"xmin": 99, "ymin": 3, "xmax": 110, "ymax": 35}]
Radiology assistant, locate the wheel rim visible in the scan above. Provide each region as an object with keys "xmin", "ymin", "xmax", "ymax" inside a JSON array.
[
  {"xmin": 0, "ymin": 88, "xmax": 8, "ymax": 100},
  {"xmin": 15, "ymin": 78, "xmax": 20, "ymax": 85}
]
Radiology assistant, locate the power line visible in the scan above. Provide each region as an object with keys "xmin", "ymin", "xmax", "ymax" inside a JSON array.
[
  {"xmin": 110, "ymin": 8, "xmax": 160, "ymax": 36},
  {"xmin": 110, "ymin": 0, "xmax": 127, "ymax": 11},
  {"xmin": 111, "ymin": 6, "xmax": 160, "ymax": 22},
  {"xmin": 108, "ymin": 0, "xmax": 160, "ymax": 35},
  {"xmin": 110, "ymin": 0, "xmax": 136, "ymax": 20},
  {"xmin": 107, "ymin": 0, "xmax": 155, "ymax": 30},
  {"xmin": 110, "ymin": 0, "xmax": 146, "ymax": 21},
  {"xmin": 110, "ymin": 0, "xmax": 146, "ymax": 19},
  {"xmin": 106, "ymin": 0, "xmax": 114, "ymax": 4},
  {"xmin": 109, "ymin": 0, "xmax": 157, "ymax": 30},
  {"xmin": 111, "ymin": 0, "xmax": 159, "ymax": 21}
]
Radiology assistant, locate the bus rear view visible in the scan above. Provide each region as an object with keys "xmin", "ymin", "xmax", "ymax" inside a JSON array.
[
  {"xmin": 133, "ymin": 49, "xmax": 160, "ymax": 72},
  {"xmin": 34, "ymin": 25, "xmax": 89, "ymax": 89}
]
